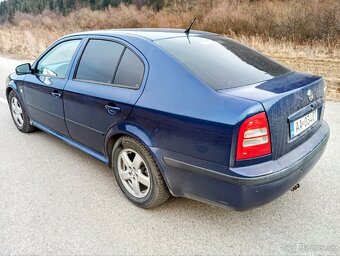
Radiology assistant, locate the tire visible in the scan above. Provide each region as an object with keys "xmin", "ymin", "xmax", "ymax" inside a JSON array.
[
  {"xmin": 112, "ymin": 136, "xmax": 170, "ymax": 208},
  {"xmin": 8, "ymin": 90, "xmax": 35, "ymax": 133}
]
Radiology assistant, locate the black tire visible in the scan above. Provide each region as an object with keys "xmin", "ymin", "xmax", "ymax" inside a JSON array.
[
  {"xmin": 8, "ymin": 90, "xmax": 35, "ymax": 133},
  {"xmin": 112, "ymin": 136, "xmax": 170, "ymax": 208}
]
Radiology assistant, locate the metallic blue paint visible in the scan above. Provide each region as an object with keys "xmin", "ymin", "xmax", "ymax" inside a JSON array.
[
  {"xmin": 24, "ymin": 74, "xmax": 70, "ymax": 136},
  {"xmin": 157, "ymin": 121, "xmax": 329, "ymax": 209},
  {"xmin": 5, "ymin": 29, "xmax": 330, "ymax": 210},
  {"xmin": 33, "ymin": 121, "xmax": 109, "ymax": 164}
]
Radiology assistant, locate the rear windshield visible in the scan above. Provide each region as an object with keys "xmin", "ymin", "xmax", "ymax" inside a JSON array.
[{"xmin": 155, "ymin": 36, "xmax": 290, "ymax": 90}]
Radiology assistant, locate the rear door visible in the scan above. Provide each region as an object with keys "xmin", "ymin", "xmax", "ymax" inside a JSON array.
[
  {"xmin": 63, "ymin": 37, "xmax": 146, "ymax": 154},
  {"xmin": 24, "ymin": 39, "xmax": 82, "ymax": 136}
]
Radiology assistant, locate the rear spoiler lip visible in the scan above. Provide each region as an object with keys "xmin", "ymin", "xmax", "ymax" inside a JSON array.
[{"xmin": 217, "ymin": 71, "xmax": 324, "ymax": 103}]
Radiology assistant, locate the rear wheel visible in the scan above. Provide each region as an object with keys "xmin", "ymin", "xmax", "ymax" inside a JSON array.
[
  {"xmin": 112, "ymin": 136, "xmax": 170, "ymax": 208},
  {"xmin": 8, "ymin": 91, "xmax": 35, "ymax": 133}
]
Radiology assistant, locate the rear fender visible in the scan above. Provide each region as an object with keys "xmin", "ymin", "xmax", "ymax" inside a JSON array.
[
  {"xmin": 104, "ymin": 122, "xmax": 173, "ymax": 193},
  {"xmin": 105, "ymin": 122, "xmax": 152, "ymax": 154}
]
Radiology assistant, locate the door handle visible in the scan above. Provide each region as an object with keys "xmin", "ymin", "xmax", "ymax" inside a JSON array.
[
  {"xmin": 105, "ymin": 104, "xmax": 121, "ymax": 115},
  {"xmin": 52, "ymin": 90, "xmax": 62, "ymax": 98}
]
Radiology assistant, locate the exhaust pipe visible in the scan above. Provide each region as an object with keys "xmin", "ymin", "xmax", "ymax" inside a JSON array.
[{"xmin": 290, "ymin": 183, "xmax": 300, "ymax": 192}]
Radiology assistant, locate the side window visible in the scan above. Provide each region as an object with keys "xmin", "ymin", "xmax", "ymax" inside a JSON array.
[
  {"xmin": 114, "ymin": 48, "xmax": 144, "ymax": 88},
  {"xmin": 76, "ymin": 40, "xmax": 124, "ymax": 84},
  {"xmin": 36, "ymin": 40, "xmax": 81, "ymax": 78}
]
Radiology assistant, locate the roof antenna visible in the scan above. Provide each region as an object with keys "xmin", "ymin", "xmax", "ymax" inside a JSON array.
[{"xmin": 184, "ymin": 18, "xmax": 197, "ymax": 35}]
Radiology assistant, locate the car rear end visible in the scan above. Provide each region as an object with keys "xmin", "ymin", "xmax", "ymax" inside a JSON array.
[
  {"xmin": 224, "ymin": 71, "xmax": 327, "ymax": 165},
  {"xmin": 154, "ymin": 34, "xmax": 330, "ymax": 210},
  {"xmin": 220, "ymin": 72, "xmax": 329, "ymax": 209}
]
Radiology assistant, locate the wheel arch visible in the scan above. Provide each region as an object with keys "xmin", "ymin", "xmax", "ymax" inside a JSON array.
[
  {"xmin": 105, "ymin": 123, "xmax": 153, "ymax": 167},
  {"xmin": 6, "ymin": 84, "xmax": 17, "ymax": 101},
  {"xmin": 6, "ymin": 87, "xmax": 12, "ymax": 100},
  {"xmin": 104, "ymin": 123, "xmax": 172, "ymax": 193}
]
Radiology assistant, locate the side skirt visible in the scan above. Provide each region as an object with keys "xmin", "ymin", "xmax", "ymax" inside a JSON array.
[{"xmin": 32, "ymin": 121, "xmax": 110, "ymax": 164}]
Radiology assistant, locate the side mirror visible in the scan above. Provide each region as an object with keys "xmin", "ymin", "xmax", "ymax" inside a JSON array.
[{"xmin": 16, "ymin": 63, "xmax": 32, "ymax": 75}]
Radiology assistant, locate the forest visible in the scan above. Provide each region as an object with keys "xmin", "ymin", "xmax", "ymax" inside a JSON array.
[{"xmin": 0, "ymin": 0, "xmax": 164, "ymax": 20}]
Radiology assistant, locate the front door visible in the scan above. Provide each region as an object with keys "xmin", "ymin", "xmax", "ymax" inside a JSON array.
[{"xmin": 24, "ymin": 39, "xmax": 82, "ymax": 136}]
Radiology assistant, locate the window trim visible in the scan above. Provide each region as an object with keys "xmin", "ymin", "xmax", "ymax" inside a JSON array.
[
  {"xmin": 73, "ymin": 38, "xmax": 145, "ymax": 90},
  {"xmin": 32, "ymin": 38, "xmax": 83, "ymax": 80}
]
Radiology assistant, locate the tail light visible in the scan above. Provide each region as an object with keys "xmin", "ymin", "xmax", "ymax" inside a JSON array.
[{"xmin": 236, "ymin": 112, "xmax": 271, "ymax": 161}]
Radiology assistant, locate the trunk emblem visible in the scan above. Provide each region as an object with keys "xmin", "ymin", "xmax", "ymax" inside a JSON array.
[{"xmin": 307, "ymin": 89, "xmax": 314, "ymax": 102}]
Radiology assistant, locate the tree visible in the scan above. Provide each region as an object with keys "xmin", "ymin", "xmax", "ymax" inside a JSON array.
[{"xmin": 0, "ymin": 0, "xmax": 166, "ymax": 23}]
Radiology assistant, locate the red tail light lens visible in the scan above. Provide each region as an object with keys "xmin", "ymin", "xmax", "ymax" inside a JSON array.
[{"xmin": 236, "ymin": 112, "xmax": 271, "ymax": 161}]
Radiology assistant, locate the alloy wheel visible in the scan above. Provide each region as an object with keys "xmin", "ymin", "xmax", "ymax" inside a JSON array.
[
  {"xmin": 11, "ymin": 97, "xmax": 24, "ymax": 128},
  {"xmin": 117, "ymin": 148, "xmax": 151, "ymax": 198}
]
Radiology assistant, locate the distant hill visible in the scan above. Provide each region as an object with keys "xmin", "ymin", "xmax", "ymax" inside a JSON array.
[{"xmin": 0, "ymin": 0, "xmax": 164, "ymax": 21}]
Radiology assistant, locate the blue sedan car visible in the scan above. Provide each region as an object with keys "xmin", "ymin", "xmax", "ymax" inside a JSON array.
[{"xmin": 6, "ymin": 29, "xmax": 329, "ymax": 210}]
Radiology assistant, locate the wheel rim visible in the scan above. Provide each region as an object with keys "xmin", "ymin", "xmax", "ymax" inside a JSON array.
[
  {"xmin": 117, "ymin": 149, "xmax": 151, "ymax": 198},
  {"xmin": 11, "ymin": 97, "xmax": 24, "ymax": 128}
]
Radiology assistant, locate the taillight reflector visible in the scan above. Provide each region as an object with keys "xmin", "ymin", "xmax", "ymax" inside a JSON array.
[{"xmin": 236, "ymin": 112, "xmax": 271, "ymax": 161}]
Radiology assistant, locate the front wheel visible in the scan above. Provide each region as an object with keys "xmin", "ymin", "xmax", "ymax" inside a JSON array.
[
  {"xmin": 8, "ymin": 91, "xmax": 35, "ymax": 133},
  {"xmin": 112, "ymin": 136, "xmax": 170, "ymax": 208}
]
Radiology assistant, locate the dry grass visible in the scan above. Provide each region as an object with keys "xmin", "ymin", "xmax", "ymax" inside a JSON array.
[
  {"xmin": 0, "ymin": 1, "xmax": 339, "ymax": 100},
  {"xmin": 235, "ymin": 36, "xmax": 340, "ymax": 101}
]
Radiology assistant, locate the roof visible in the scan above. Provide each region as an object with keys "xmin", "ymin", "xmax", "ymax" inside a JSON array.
[{"xmin": 67, "ymin": 28, "xmax": 217, "ymax": 41}]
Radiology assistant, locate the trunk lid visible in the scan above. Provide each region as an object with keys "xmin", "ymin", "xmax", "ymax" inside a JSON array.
[{"xmin": 219, "ymin": 72, "xmax": 325, "ymax": 160}]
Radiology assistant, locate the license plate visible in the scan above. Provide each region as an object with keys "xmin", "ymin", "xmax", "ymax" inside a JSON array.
[{"xmin": 290, "ymin": 109, "xmax": 318, "ymax": 139}]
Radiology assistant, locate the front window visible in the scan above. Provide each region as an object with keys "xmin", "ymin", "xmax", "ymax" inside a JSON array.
[{"xmin": 36, "ymin": 40, "xmax": 81, "ymax": 78}]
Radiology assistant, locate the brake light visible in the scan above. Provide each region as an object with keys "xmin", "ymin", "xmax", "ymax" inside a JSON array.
[{"xmin": 236, "ymin": 112, "xmax": 271, "ymax": 161}]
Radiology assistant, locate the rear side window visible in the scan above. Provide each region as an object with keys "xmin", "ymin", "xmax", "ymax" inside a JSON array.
[
  {"xmin": 76, "ymin": 40, "xmax": 124, "ymax": 84},
  {"xmin": 155, "ymin": 36, "xmax": 290, "ymax": 90},
  {"xmin": 114, "ymin": 48, "xmax": 144, "ymax": 88},
  {"xmin": 76, "ymin": 39, "xmax": 144, "ymax": 88}
]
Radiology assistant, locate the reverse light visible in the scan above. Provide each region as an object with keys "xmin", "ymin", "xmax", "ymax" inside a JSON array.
[{"xmin": 236, "ymin": 112, "xmax": 271, "ymax": 161}]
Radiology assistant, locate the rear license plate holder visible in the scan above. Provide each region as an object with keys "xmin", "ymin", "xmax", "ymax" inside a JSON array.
[{"xmin": 290, "ymin": 109, "xmax": 318, "ymax": 139}]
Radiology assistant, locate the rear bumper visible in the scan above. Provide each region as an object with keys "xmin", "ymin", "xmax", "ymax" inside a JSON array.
[{"xmin": 159, "ymin": 121, "xmax": 329, "ymax": 210}]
